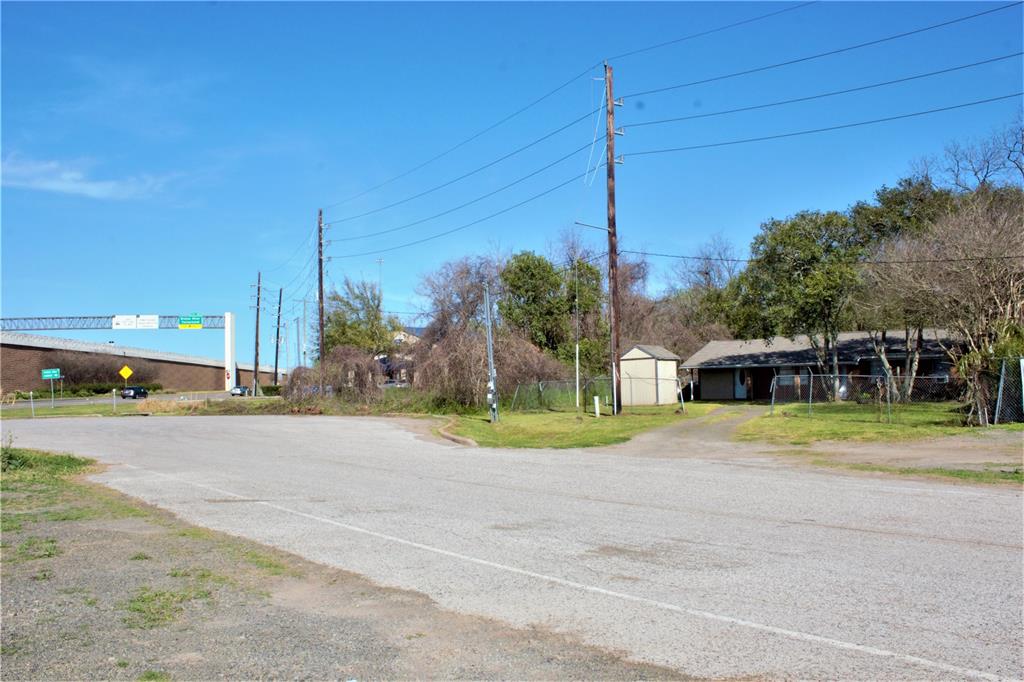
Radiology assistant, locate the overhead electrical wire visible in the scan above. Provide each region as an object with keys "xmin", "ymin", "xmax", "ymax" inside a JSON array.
[
  {"xmin": 331, "ymin": 140, "xmax": 600, "ymax": 242},
  {"xmin": 322, "ymin": 2, "xmax": 820, "ymax": 209},
  {"xmin": 326, "ymin": 107, "xmax": 602, "ymax": 225},
  {"xmin": 623, "ymin": 250, "xmax": 1024, "ymax": 264},
  {"xmin": 330, "ymin": 90, "xmax": 1020, "ymax": 260},
  {"xmin": 623, "ymin": 52, "xmax": 1023, "ymax": 129},
  {"xmin": 333, "ymin": 164, "xmax": 606, "ymax": 259},
  {"xmin": 625, "ymin": 93, "xmax": 1023, "ymax": 158},
  {"xmin": 620, "ymin": 2, "xmax": 1022, "ymax": 99}
]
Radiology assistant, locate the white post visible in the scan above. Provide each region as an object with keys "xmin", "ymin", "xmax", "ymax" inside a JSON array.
[
  {"xmin": 29, "ymin": 391, "xmax": 35, "ymax": 418},
  {"xmin": 575, "ymin": 342, "xmax": 580, "ymax": 409},
  {"xmin": 594, "ymin": 395, "xmax": 600, "ymax": 419},
  {"xmin": 224, "ymin": 312, "xmax": 237, "ymax": 391},
  {"xmin": 112, "ymin": 389, "xmax": 117, "ymax": 413}
]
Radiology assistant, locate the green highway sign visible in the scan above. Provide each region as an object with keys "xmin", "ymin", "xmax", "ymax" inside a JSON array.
[
  {"xmin": 178, "ymin": 314, "xmax": 203, "ymax": 330},
  {"xmin": 41, "ymin": 368, "xmax": 60, "ymax": 380}
]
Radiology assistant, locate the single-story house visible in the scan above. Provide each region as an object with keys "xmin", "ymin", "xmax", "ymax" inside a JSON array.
[
  {"xmin": 620, "ymin": 344, "xmax": 681, "ymax": 406},
  {"xmin": 681, "ymin": 331, "xmax": 952, "ymax": 400}
]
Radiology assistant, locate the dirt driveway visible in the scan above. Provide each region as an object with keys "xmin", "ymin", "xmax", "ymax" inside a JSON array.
[{"xmin": 603, "ymin": 404, "xmax": 1023, "ymax": 476}]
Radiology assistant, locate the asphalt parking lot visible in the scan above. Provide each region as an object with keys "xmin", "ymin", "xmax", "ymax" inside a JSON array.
[{"xmin": 7, "ymin": 415, "xmax": 1022, "ymax": 680}]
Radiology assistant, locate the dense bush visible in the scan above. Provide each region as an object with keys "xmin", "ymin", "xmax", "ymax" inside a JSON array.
[
  {"xmin": 260, "ymin": 385, "xmax": 282, "ymax": 397},
  {"xmin": 285, "ymin": 346, "xmax": 383, "ymax": 403},
  {"xmin": 413, "ymin": 329, "xmax": 566, "ymax": 408}
]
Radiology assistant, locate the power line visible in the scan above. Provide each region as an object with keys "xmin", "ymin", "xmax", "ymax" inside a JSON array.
[
  {"xmin": 625, "ymin": 93, "xmax": 1023, "ymax": 157},
  {"xmin": 623, "ymin": 249, "xmax": 1024, "ymax": 264},
  {"xmin": 332, "ymin": 166, "xmax": 600, "ymax": 259},
  {"xmin": 624, "ymin": 52, "xmax": 1023, "ymax": 129},
  {"xmin": 605, "ymin": 2, "xmax": 819, "ymax": 62},
  {"xmin": 620, "ymin": 2, "xmax": 1022, "ymax": 100},
  {"xmin": 322, "ymin": 3, "xmax": 819, "ymax": 209},
  {"xmin": 326, "ymin": 107, "xmax": 602, "ymax": 225},
  {"xmin": 331, "ymin": 140, "xmax": 600, "ymax": 243}
]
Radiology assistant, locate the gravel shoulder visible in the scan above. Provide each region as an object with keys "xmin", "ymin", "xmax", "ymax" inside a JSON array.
[{"xmin": 1, "ymin": 451, "xmax": 683, "ymax": 681}]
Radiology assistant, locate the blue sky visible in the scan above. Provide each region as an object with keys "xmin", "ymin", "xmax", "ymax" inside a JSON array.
[{"xmin": 2, "ymin": 1, "xmax": 1021, "ymax": 366}]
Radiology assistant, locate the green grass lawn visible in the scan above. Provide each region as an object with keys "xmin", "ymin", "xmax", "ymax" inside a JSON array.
[
  {"xmin": 1, "ymin": 403, "xmax": 126, "ymax": 419},
  {"xmin": 448, "ymin": 402, "xmax": 723, "ymax": 449},
  {"xmin": 736, "ymin": 400, "xmax": 1024, "ymax": 445}
]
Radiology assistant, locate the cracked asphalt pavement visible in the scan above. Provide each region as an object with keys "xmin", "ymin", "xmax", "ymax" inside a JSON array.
[{"xmin": 6, "ymin": 415, "xmax": 1022, "ymax": 680}]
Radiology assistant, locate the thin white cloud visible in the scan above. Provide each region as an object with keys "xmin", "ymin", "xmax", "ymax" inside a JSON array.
[{"xmin": 1, "ymin": 156, "xmax": 168, "ymax": 200}]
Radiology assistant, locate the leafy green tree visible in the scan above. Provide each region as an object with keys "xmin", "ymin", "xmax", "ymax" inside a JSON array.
[
  {"xmin": 723, "ymin": 211, "xmax": 862, "ymax": 391},
  {"xmin": 850, "ymin": 175, "xmax": 956, "ymax": 241},
  {"xmin": 323, "ymin": 278, "xmax": 401, "ymax": 356},
  {"xmin": 498, "ymin": 252, "xmax": 570, "ymax": 354}
]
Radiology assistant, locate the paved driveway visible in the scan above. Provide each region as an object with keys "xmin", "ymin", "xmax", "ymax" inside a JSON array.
[{"xmin": 6, "ymin": 416, "xmax": 1022, "ymax": 680}]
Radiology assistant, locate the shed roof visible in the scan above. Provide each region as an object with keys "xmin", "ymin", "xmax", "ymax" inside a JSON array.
[
  {"xmin": 623, "ymin": 344, "xmax": 681, "ymax": 361},
  {"xmin": 681, "ymin": 331, "xmax": 950, "ymax": 369}
]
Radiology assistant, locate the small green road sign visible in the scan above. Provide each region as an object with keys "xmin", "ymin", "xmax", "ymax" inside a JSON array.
[
  {"xmin": 41, "ymin": 368, "xmax": 60, "ymax": 380},
  {"xmin": 178, "ymin": 314, "xmax": 203, "ymax": 329}
]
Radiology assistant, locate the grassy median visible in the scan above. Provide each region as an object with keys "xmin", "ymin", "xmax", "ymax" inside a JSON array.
[{"xmin": 448, "ymin": 402, "xmax": 723, "ymax": 448}]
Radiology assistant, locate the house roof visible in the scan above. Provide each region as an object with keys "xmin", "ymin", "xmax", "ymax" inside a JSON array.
[
  {"xmin": 0, "ymin": 331, "xmax": 277, "ymax": 373},
  {"xmin": 681, "ymin": 331, "xmax": 950, "ymax": 369},
  {"xmin": 624, "ymin": 344, "xmax": 681, "ymax": 361}
]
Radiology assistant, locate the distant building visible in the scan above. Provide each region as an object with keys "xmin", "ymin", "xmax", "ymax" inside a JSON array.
[
  {"xmin": 0, "ymin": 332, "xmax": 280, "ymax": 392},
  {"xmin": 681, "ymin": 331, "xmax": 952, "ymax": 400},
  {"xmin": 620, "ymin": 344, "xmax": 681, "ymax": 406}
]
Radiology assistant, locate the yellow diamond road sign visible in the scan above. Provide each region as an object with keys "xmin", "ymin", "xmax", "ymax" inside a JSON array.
[{"xmin": 119, "ymin": 365, "xmax": 134, "ymax": 380}]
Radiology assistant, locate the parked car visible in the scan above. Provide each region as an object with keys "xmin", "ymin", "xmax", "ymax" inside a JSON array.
[
  {"xmin": 229, "ymin": 386, "xmax": 251, "ymax": 397},
  {"xmin": 121, "ymin": 386, "xmax": 148, "ymax": 399}
]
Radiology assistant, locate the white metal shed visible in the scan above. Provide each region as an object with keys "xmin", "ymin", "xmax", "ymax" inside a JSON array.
[{"xmin": 620, "ymin": 344, "xmax": 680, "ymax": 406}]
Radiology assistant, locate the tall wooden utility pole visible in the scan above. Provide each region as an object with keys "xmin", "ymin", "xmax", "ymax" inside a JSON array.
[
  {"xmin": 273, "ymin": 287, "xmax": 282, "ymax": 385},
  {"xmin": 253, "ymin": 271, "xmax": 262, "ymax": 395},
  {"xmin": 605, "ymin": 62, "xmax": 622, "ymax": 415},
  {"xmin": 317, "ymin": 209, "xmax": 326, "ymax": 394}
]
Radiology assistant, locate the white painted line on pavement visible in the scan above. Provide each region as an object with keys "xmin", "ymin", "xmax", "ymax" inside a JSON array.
[{"xmin": 113, "ymin": 463, "xmax": 1011, "ymax": 681}]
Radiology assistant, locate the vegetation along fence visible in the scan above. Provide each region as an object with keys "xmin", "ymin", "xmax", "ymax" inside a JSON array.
[
  {"xmin": 769, "ymin": 365, "xmax": 1024, "ymax": 425},
  {"xmin": 508, "ymin": 376, "xmax": 686, "ymax": 412}
]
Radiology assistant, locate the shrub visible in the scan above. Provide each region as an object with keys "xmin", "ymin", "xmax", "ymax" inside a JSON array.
[
  {"xmin": 285, "ymin": 346, "xmax": 383, "ymax": 403},
  {"xmin": 413, "ymin": 329, "xmax": 565, "ymax": 408},
  {"xmin": 260, "ymin": 385, "xmax": 282, "ymax": 397}
]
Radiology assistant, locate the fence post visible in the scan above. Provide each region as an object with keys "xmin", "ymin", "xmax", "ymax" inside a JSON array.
[
  {"xmin": 886, "ymin": 377, "xmax": 893, "ymax": 424},
  {"xmin": 993, "ymin": 359, "xmax": 1006, "ymax": 425},
  {"xmin": 769, "ymin": 376, "xmax": 777, "ymax": 415},
  {"xmin": 808, "ymin": 374, "xmax": 813, "ymax": 416},
  {"xmin": 594, "ymin": 395, "xmax": 600, "ymax": 419},
  {"xmin": 29, "ymin": 390, "xmax": 35, "ymax": 418}
]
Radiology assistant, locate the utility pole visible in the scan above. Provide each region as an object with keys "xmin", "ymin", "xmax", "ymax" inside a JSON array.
[
  {"xmin": 317, "ymin": 209, "xmax": 326, "ymax": 394},
  {"xmin": 253, "ymin": 271, "xmax": 262, "ymax": 395},
  {"xmin": 605, "ymin": 62, "xmax": 623, "ymax": 415},
  {"xmin": 273, "ymin": 287, "xmax": 282, "ymax": 385},
  {"xmin": 294, "ymin": 317, "xmax": 302, "ymax": 369},
  {"xmin": 484, "ymin": 282, "xmax": 498, "ymax": 423}
]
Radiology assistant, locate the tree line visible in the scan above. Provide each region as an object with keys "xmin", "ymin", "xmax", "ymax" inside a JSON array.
[{"xmin": 306, "ymin": 120, "xmax": 1023, "ymax": 419}]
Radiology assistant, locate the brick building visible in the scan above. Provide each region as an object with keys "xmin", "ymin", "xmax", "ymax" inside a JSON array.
[{"xmin": 1, "ymin": 332, "xmax": 281, "ymax": 392}]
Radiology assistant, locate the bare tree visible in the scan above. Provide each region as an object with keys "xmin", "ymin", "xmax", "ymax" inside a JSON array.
[
  {"xmin": 900, "ymin": 191, "xmax": 1024, "ymax": 423},
  {"xmin": 672, "ymin": 234, "xmax": 741, "ymax": 291},
  {"xmin": 942, "ymin": 119, "xmax": 1024, "ymax": 191}
]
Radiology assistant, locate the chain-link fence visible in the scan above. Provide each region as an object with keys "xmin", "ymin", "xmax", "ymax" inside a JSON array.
[
  {"xmin": 988, "ymin": 358, "xmax": 1024, "ymax": 425},
  {"xmin": 769, "ymin": 364, "xmax": 1024, "ymax": 425},
  {"xmin": 770, "ymin": 373, "xmax": 966, "ymax": 423},
  {"xmin": 507, "ymin": 376, "xmax": 686, "ymax": 413},
  {"xmin": 508, "ymin": 378, "xmax": 611, "ymax": 412}
]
